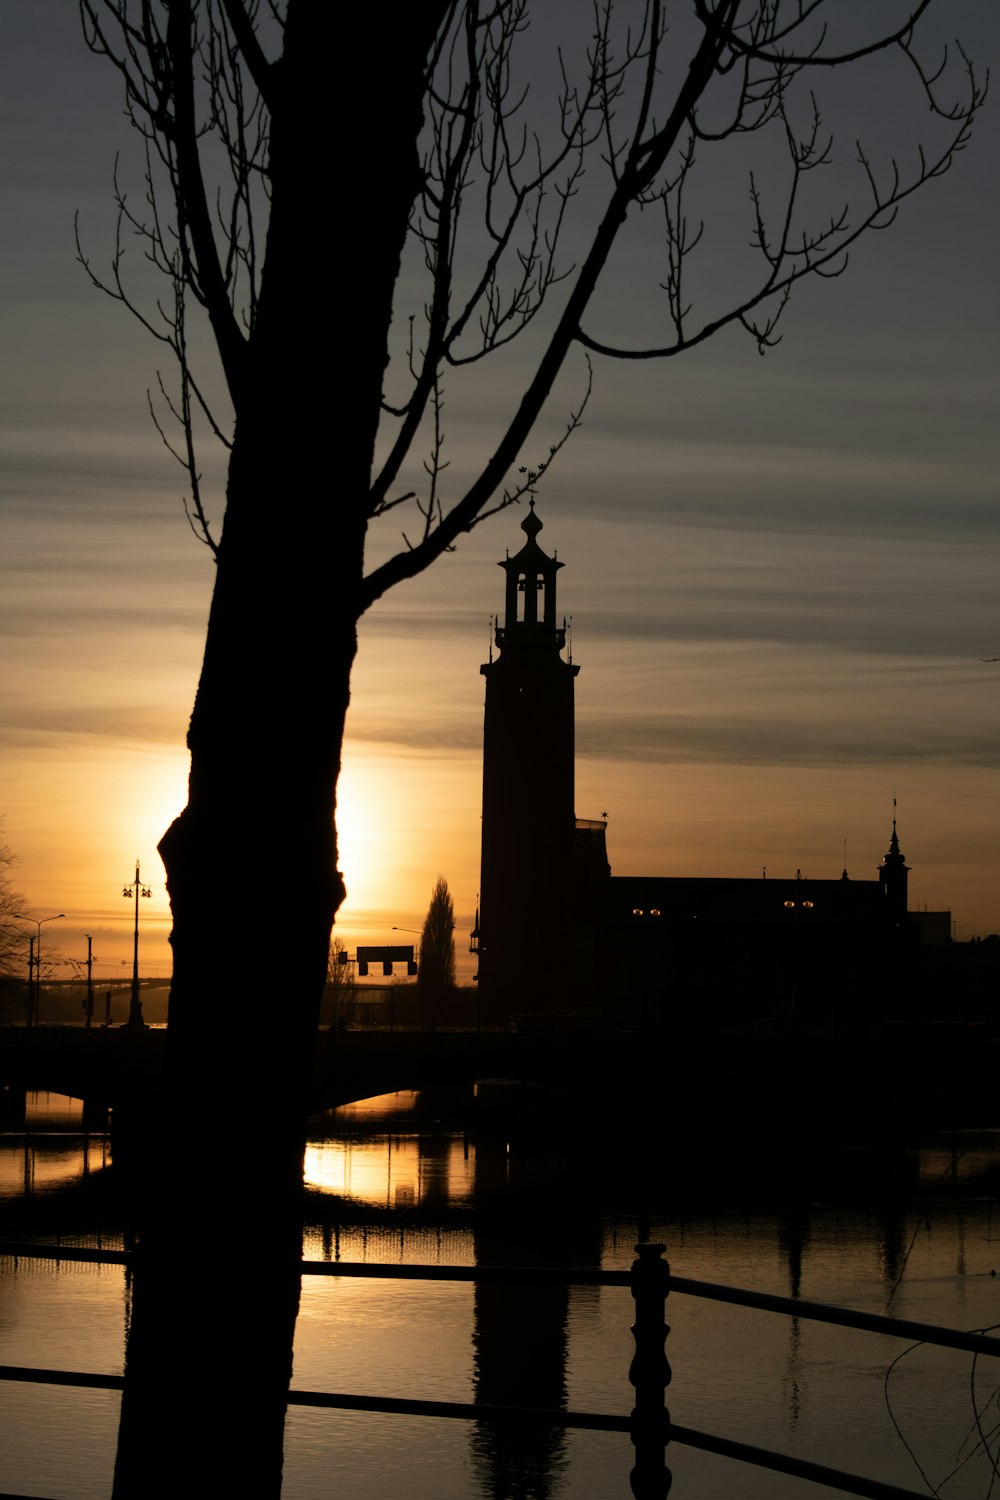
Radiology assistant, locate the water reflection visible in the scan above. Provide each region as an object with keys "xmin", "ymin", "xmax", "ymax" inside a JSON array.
[
  {"xmin": 305, "ymin": 1132, "xmax": 475, "ymax": 1209},
  {"xmin": 468, "ymin": 1132, "xmax": 602, "ymax": 1500},
  {"xmin": 3, "ymin": 1091, "xmax": 1000, "ymax": 1497},
  {"xmin": 0, "ymin": 1092, "xmax": 111, "ymax": 1208}
]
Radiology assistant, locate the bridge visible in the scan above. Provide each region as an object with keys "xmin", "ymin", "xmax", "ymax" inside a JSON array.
[
  {"xmin": 1, "ymin": 1022, "xmax": 997, "ymax": 1127},
  {"xmin": 0, "ymin": 1027, "xmax": 634, "ymax": 1114}
]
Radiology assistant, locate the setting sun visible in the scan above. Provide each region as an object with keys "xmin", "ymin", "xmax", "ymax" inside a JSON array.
[{"xmin": 333, "ymin": 740, "xmax": 480, "ymax": 961}]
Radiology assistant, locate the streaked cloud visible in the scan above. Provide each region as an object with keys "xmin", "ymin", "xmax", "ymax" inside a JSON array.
[{"xmin": 577, "ymin": 715, "xmax": 999, "ymax": 769}]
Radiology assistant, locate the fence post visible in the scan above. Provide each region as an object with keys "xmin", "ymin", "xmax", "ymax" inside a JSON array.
[{"xmin": 629, "ymin": 1240, "xmax": 671, "ymax": 1499}]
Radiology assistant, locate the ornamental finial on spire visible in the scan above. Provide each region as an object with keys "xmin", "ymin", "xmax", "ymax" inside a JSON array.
[{"xmin": 521, "ymin": 497, "xmax": 543, "ymax": 542}]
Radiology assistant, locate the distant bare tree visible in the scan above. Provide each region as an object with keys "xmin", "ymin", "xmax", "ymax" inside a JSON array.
[
  {"xmin": 323, "ymin": 933, "xmax": 352, "ymax": 1027},
  {"xmin": 0, "ymin": 824, "xmax": 28, "ymax": 1019},
  {"xmin": 325, "ymin": 933, "xmax": 350, "ymax": 986},
  {"xmin": 76, "ymin": 3, "xmax": 984, "ymax": 1493}
]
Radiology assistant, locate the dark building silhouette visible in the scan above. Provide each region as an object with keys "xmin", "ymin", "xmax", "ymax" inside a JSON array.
[
  {"xmin": 474, "ymin": 507, "xmax": 953, "ymax": 1031},
  {"xmin": 476, "ymin": 502, "xmax": 581, "ymax": 1016}
]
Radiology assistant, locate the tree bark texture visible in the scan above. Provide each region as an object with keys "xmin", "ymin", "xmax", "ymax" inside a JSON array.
[{"xmin": 112, "ymin": 8, "xmax": 450, "ymax": 1495}]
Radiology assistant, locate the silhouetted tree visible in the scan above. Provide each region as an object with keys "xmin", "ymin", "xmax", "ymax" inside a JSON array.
[
  {"xmin": 326, "ymin": 934, "xmax": 350, "ymax": 986},
  {"xmin": 0, "ymin": 824, "xmax": 27, "ymax": 1019},
  {"xmin": 76, "ymin": 3, "xmax": 983, "ymax": 1493},
  {"xmin": 324, "ymin": 933, "xmax": 352, "ymax": 1027},
  {"xmin": 418, "ymin": 876, "xmax": 457, "ymax": 993}
]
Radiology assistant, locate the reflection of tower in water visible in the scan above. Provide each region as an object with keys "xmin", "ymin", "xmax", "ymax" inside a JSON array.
[
  {"xmin": 878, "ymin": 1199, "xmax": 910, "ymax": 1292},
  {"xmin": 778, "ymin": 1206, "xmax": 810, "ymax": 1429},
  {"xmin": 416, "ymin": 1131, "xmax": 454, "ymax": 1209},
  {"xmin": 469, "ymin": 1125, "xmax": 601, "ymax": 1500}
]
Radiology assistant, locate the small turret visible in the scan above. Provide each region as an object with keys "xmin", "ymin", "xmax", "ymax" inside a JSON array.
[
  {"xmin": 879, "ymin": 816, "xmax": 910, "ymax": 916},
  {"xmin": 494, "ymin": 499, "xmax": 567, "ymax": 659}
]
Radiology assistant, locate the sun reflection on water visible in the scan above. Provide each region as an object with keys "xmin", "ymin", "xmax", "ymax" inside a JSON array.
[{"xmin": 303, "ymin": 1135, "xmax": 475, "ymax": 1209}]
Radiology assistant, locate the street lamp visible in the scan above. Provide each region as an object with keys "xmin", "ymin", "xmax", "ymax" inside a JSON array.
[
  {"xmin": 393, "ymin": 923, "xmax": 455, "ymax": 932},
  {"xmin": 12, "ymin": 913, "xmax": 65, "ymax": 1027},
  {"xmin": 122, "ymin": 861, "xmax": 152, "ymax": 1029}
]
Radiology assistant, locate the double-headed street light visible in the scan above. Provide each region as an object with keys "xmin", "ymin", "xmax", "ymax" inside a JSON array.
[
  {"xmin": 122, "ymin": 861, "xmax": 152, "ymax": 1029},
  {"xmin": 12, "ymin": 913, "xmax": 66, "ymax": 1027}
]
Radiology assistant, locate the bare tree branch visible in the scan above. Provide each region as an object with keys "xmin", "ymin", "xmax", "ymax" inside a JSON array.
[{"xmin": 84, "ymin": 4, "xmax": 982, "ymax": 603}]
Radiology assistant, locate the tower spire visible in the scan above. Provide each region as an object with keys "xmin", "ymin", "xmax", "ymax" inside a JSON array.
[
  {"xmin": 879, "ymin": 801, "xmax": 909, "ymax": 916},
  {"xmin": 492, "ymin": 498, "xmax": 568, "ymax": 656}
]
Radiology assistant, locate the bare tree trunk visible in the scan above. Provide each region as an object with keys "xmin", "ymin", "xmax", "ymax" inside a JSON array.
[
  {"xmin": 113, "ymin": 507, "xmax": 358, "ymax": 1497},
  {"xmin": 113, "ymin": 460, "xmax": 360, "ymax": 1498},
  {"xmin": 111, "ymin": 10, "xmax": 446, "ymax": 1493}
]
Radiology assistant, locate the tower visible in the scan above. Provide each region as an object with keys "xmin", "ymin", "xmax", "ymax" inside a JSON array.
[
  {"xmin": 879, "ymin": 816, "xmax": 910, "ymax": 918},
  {"xmin": 477, "ymin": 502, "xmax": 578, "ymax": 1016}
]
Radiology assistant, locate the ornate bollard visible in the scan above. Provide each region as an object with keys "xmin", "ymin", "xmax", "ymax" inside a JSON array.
[{"xmin": 629, "ymin": 1240, "xmax": 671, "ymax": 1499}]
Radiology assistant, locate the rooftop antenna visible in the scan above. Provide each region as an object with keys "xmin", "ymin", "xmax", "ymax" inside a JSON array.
[
  {"xmin": 567, "ymin": 613, "xmax": 573, "ymax": 665},
  {"xmin": 488, "ymin": 614, "xmax": 494, "ymax": 665}
]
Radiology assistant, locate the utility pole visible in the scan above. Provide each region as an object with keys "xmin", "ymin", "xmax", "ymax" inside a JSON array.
[
  {"xmin": 84, "ymin": 934, "xmax": 94, "ymax": 1032},
  {"xmin": 122, "ymin": 861, "xmax": 151, "ymax": 1029},
  {"xmin": 26, "ymin": 936, "xmax": 35, "ymax": 1028}
]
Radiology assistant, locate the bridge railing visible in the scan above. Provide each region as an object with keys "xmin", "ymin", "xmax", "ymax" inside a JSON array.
[{"xmin": 2, "ymin": 1239, "xmax": 999, "ymax": 1499}]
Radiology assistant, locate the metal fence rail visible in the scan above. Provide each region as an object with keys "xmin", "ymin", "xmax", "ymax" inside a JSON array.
[
  {"xmin": 2, "ymin": 1238, "xmax": 999, "ymax": 1500},
  {"xmin": 305, "ymin": 1256, "xmax": 1000, "ymax": 1358},
  {"xmin": 7, "ymin": 1241, "xmax": 1000, "ymax": 1358}
]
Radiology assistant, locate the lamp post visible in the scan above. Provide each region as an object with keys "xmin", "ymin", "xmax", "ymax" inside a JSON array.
[
  {"xmin": 392, "ymin": 922, "xmax": 456, "ymax": 965},
  {"xmin": 393, "ymin": 923, "xmax": 455, "ymax": 933},
  {"xmin": 122, "ymin": 861, "xmax": 151, "ymax": 1029},
  {"xmin": 390, "ymin": 929, "xmax": 424, "ymax": 1031},
  {"xmin": 12, "ymin": 913, "xmax": 65, "ymax": 1027}
]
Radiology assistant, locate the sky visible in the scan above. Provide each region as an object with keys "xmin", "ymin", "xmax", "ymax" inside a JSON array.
[{"xmin": 1, "ymin": 4, "xmax": 998, "ymax": 988}]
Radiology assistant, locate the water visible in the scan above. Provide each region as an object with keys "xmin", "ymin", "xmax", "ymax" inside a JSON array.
[{"xmin": 3, "ymin": 1089, "xmax": 1000, "ymax": 1497}]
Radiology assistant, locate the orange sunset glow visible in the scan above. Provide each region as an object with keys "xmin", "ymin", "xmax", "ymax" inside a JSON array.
[
  {"xmin": 1, "ymin": 6, "xmax": 998, "ymax": 994},
  {"xmin": 5, "ymin": 503, "xmax": 1000, "ymax": 982}
]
